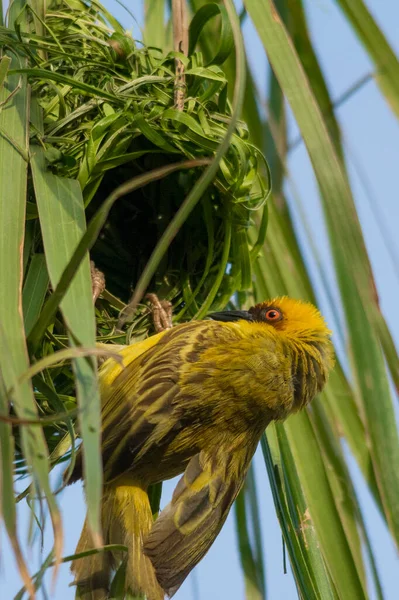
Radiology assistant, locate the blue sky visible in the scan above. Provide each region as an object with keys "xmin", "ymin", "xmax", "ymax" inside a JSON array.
[{"xmin": 1, "ymin": 0, "xmax": 399, "ymax": 598}]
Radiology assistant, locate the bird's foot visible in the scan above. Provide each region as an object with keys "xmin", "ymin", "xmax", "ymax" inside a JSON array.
[
  {"xmin": 90, "ymin": 261, "xmax": 106, "ymax": 302},
  {"xmin": 146, "ymin": 293, "xmax": 173, "ymax": 332}
]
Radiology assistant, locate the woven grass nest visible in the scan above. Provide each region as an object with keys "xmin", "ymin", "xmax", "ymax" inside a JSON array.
[{"xmin": 3, "ymin": 0, "xmax": 270, "ymax": 320}]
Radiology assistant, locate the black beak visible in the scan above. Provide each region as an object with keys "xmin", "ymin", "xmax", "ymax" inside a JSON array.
[{"xmin": 207, "ymin": 310, "xmax": 254, "ymax": 323}]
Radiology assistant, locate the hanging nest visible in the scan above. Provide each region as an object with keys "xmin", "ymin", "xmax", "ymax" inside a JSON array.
[{"xmin": 5, "ymin": 0, "xmax": 269, "ymax": 316}]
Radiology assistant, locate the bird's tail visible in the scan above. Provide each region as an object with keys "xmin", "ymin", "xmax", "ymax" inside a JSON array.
[{"xmin": 71, "ymin": 477, "xmax": 164, "ymax": 600}]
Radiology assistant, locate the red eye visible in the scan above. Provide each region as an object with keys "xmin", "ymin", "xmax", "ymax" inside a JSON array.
[{"xmin": 264, "ymin": 308, "xmax": 282, "ymax": 322}]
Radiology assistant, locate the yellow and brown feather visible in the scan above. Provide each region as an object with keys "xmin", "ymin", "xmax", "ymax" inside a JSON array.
[{"xmin": 70, "ymin": 297, "xmax": 334, "ymax": 599}]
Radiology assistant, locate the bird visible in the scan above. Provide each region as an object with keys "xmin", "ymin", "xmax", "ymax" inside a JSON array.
[{"xmin": 68, "ymin": 296, "xmax": 334, "ymax": 600}]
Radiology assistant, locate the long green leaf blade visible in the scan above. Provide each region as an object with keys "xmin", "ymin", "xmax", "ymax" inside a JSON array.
[
  {"xmin": 335, "ymin": 0, "xmax": 399, "ymax": 119},
  {"xmin": 30, "ymin": 146, "xmax": 102, "ymax": 545},
  {"xmin": 22, "ymin": 253, "xmax": 49, "ymax": 336},
  {"xmin": 245, "ymin": 0, "xmax": 399, "ymax": 551},
  {"xmin": 0, "ymin": 6, "xmax": 62, "ymax": 586}
]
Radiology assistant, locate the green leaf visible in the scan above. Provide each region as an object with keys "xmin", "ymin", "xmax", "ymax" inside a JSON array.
[
  {"xmin": 10, "ymin": 68, "xmax": 120, "ymax": 102},
  {"xmin": 30, "ymin": 145, "xmax": 102, "ymax": 546},
  {"xmin": 235, "ymin": 466, "xmax": 266, "ymax": 600},
  {"xmin": 281, "ymin": 413, "xmax": 366, "ymax": 598},
  {"xmin": 22, "ymin": 253, "xmax": 49, "ymax": 336},
  {"xmin": 335, "ymin": 0, "xmax": 399, "ymax": 119},
  {"xmin": 144, "ymin": 0, "xmax": 166, "ymax": 49},
  {"xmin": 262, "ymin": 427, "xmax": 337, "ymax": 600},
  {"xmin": 0, "ymin": 17, "xmax": 62, "ymax": 588},
  {"xmin": 188, "ymin": 2, "xmax": 234, "ymax": 65},
  {"xmin": 245, "ymin": 0, "xmax": 399, "ymax": 551}
]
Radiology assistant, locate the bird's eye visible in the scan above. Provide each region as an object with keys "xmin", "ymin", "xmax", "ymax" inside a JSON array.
[{"xmin": 264, "ymin": 308, "xmax": 282, "ymax": 322}]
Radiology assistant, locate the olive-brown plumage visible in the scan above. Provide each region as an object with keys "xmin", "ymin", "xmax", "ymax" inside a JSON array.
[{"xmin": 70, "ymin": 297, "xmax": 334, "ymax": 599}]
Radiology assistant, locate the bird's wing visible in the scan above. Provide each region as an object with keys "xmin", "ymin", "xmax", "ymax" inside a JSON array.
[
  {"xmin": 99, "ymin": 320, "xmax": 223, "ymax": 483},
  {"xmin": 143, "ymin": 440, "xmax": 257, "ymax": 596}
]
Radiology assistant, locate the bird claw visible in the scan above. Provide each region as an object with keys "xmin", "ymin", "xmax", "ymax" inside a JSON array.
[
  {"xmin": 146, "ymin": 293, "xmax": 173, "ymax": 332},
  {"xmin": 90, "ymin": 261, "xmax": 106, "ymax": 303},
  {"xmin": 89, "ymin": 262, "xmax": 171, "ymax": 333}
]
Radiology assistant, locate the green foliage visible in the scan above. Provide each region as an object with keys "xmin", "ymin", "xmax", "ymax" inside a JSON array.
[{"xmin": 3, "ymin": 0, "xmax": 268, "ymax": 306}]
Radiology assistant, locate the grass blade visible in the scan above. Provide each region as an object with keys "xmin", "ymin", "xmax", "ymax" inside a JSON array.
[
  {"xmin": 22, "ymin": 254, "xmax": 49, "ymax": 337},
  {"xmin": 335, "ymin": 0, "xmax": 399, "ymax": 119},
  {"xmin": 0, "ymin": 16, "xmax": 62, "ymax": 588},
  {"xmin": 235, "ymin": 466, "xmax": 266, "ymax": 600},
  {"xmin": 245, "ymin": 0, "xmax": 399, "ymax": 550},
  {"xmin": 30, "ymin": 146, "xmax": 102, "ymax": 546},
  {"xmin": 144, "ymin": 0, "xmax": 165, "ymax": 49}
]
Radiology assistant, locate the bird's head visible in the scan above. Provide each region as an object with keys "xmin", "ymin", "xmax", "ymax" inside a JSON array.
[
  {"xmin": 209, "ymin": 296, "xmax": 331, "ymax": 343},
  {"xmin": 209, "ymin": 296, "xmax": 334, "ymax": 407},
  {"xmin": 248, "ymin": 296, "xmax": 331, "ymax": 340}
]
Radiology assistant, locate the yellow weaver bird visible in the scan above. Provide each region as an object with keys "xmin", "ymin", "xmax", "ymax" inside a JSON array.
[{"xmin": 69, "ymin": 297, "xmax": 334, "ymax": 600}]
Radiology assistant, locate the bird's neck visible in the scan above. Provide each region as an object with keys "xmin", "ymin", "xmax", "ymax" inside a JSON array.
[{"xmin": 287, "ymin": 336, "xmax": 328, "ymax": 412}]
